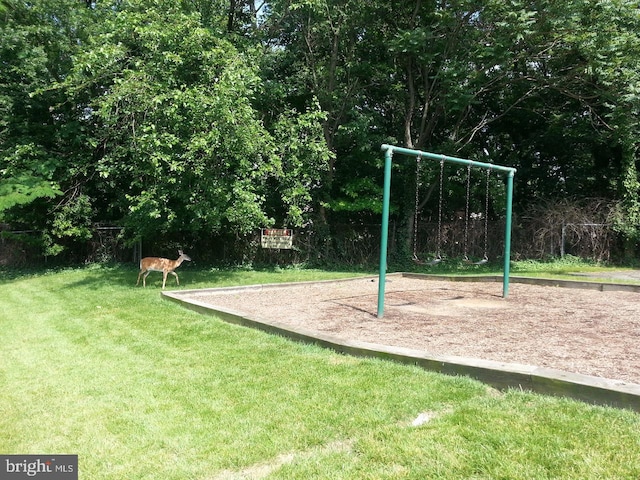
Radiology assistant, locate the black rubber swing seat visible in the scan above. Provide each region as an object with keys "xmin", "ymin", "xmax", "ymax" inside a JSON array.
[
  {"xmin": 473, "ymin": 256, "xmax": 489, "ymax": 265},
  {"xmin": 413, "ymin": 254, "xmax": 442, "ymax": 266}
]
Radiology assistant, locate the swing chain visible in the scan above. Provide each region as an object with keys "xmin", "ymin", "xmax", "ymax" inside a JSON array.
[
  {"xmin": 463, "ymin": 164, "xmax": 471, "ymax": 260},
  {"xmin": 436, "ymin": 158, "xmax": 444, "ymax": 259},
  {"xmin": 483, "ymin": 166, "xmax": 491, "ymax": 259},
  {"xmin": 413, "ymin": 155, "xmax": 422, "ymax": 259}
]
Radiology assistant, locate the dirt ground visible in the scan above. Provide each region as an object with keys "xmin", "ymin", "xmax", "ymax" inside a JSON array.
[{"xmin": 186, "ymin": 274, "xmax": 640, "ymax": 385}]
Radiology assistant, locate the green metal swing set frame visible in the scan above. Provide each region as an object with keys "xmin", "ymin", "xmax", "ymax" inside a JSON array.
[{"xmin": 377, "ymin": 144, "xmax": 517, "ymax": 318}]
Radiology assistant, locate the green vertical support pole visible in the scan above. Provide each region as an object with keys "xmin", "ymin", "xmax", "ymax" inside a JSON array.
[
  {"xmin": 502, "ymin": 171, "xmax": 515, "ymax": 298},
  {"xmin": 377, "ymin": 147, "xmax": 394, "ymax": 318}
]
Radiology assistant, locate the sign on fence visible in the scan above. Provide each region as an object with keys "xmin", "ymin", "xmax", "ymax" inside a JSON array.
[{"xmin": 261, "ymin": 228, "xmax": 293, "ymax": 249}]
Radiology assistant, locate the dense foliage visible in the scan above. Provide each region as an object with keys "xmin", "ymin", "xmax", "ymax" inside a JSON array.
[{"xmin": 1, "ymin": 0, "xmax": 639, "ymax": 262}]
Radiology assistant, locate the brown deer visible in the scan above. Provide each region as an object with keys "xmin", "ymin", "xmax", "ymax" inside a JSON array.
[{"xmin": 136, "ymin": 250, "xmax": 192, "ymax": 289}]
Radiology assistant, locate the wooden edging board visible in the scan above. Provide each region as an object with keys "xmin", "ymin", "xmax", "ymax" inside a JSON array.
[
  {"xmin": 402, "ymin": 272, "xmax": 640, "ymax": 293},
  {"xmin": 162, "ymin": 274, "xmax": 640, "ymax": 413}
]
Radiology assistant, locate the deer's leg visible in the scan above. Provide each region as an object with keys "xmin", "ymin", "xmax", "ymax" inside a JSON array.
[
  {"xmin": 143, "ymin": 271, "xmax": 151, "ymax": 287},
  {"xmin": 170, "ymin": 271, "xmax": 179, "ymax": 286},
  {"xmin": 162, "ymin": 271, "xmax": 168, "ymax": 289},
  {"xmin": 136, "ymin": 270, "xmax": 145, "ymax": 286}
]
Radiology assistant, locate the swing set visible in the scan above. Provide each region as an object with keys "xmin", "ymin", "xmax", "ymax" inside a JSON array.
[
  {"xmin": 377, "ymin": 144, "xmax": 516, "ymax": 318},
  {"xmin": 412, "ymin": 157, "xmax": 492, "ymax": 265}
]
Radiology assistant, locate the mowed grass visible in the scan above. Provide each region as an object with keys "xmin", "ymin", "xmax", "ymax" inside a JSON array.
[{"xmin": 1, "ymin": 265, "xmax": 639, "ymax": 479}]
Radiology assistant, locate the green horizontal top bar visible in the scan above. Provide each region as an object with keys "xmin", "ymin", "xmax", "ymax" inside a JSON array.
[{"xmin": 381, "ymin": 144, "xmax": 516, "ymax": 176}]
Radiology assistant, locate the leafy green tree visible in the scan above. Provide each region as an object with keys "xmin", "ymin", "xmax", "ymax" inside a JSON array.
[
  {"xmin": 181, "ymin": 0, "xmax": 258, "ymax": 33},
  {"xmin": 3, "ymin": 0, "xmax": 639, "ymax": 264},
  {"xmin": 270, "ymin": 103, "xmax": 332, "ymax": 227},
  {"xmin": 261, "ymin": 0, "xmax": 395, "ymax": 226},
  {"xmin": 482, "ymin": 0, "xmax": 640, "ymax": 250},
  {"xmin": 61, "ymin": 0, "xmax": 280, "ymax": 243},
  {"xmin": 0, "ymin": 0, "xmax": 95, "ymax": 255},
  {"xmin": 262, "ymin": 0, "xmax": 640, "ymax": 260},
  {"xmin": 569, "ymin": 0, "xmax": 640, "ymax": 252}
]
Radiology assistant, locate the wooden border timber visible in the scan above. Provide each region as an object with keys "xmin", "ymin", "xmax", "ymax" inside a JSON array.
[{"xmin": 402, "ymin": 273, "xmax": 640, "ymax": 293}]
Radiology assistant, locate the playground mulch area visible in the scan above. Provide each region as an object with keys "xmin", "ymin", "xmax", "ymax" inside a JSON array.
[{"xmin": 185, "ymin": 274, "xmax": 640, "ymax": 385}]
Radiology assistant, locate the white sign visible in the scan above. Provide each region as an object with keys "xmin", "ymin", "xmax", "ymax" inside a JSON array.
[{"xmin": 261, "ymin": 228, "xmax": 293, "ymax": 249}]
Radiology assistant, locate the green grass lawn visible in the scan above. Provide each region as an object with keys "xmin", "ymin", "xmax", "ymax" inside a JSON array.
[{"xmin": 1, "ymin": 264, "xmax": 639, "ymax": 479}]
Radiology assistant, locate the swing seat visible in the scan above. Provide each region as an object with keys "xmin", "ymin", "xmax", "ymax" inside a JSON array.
[
  {"xmin": 412, "ymin": 254, "xmax": 442, "ymax": 266},
  {"xmin": 463, "ymin": 255, "xmax": 488, "ymax": 265},
  {"xmin": 473, "ymin": 256, "xmax": 489, "ymax": 265}
]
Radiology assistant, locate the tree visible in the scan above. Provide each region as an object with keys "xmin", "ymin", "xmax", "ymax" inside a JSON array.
[
  {"xmin": 263, "ymin": 0, "xmax": 422, "ymax": 245},
  {"xmin": 3, "ymin": 0, "xmax": 639, "ymax": 263},
  {"xmin": 60, "ymin": 0, "xmax": 281, "ymax": 243},
  {"xmin": 270, "ymin": 103, "xmax": 332, "ymax": 227},
  {"xmin": 0, "ymin": 0, "xmax": 95, "ymax": 254},
  {"xmin": 568, "ymin": 0, "xmax": 640, "ymax": 252},
  {"xmin": 483, "ymin": 0, "xmax": 640, "ymax": 249}
]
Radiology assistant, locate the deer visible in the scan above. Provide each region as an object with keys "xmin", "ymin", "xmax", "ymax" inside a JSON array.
[{"xmin": 136, "ymin": 250, "xmax": 192, "ymax": 289}]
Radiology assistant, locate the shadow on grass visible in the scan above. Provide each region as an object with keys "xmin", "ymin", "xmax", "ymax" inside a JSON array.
[
  {"xmin": 0, "ymin": 263, "xmax": 239, "ymax": 289},
  {"xmin": 0, "ymin": 265, "xmax": 83, "ymax": 284},
  {"xmin": 64, "ymin": 264, "xmax": 248, "ymax": 290},
  {"xmin": 1, "ymin": 263, "xmax": 315, "ymax": 290}
]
